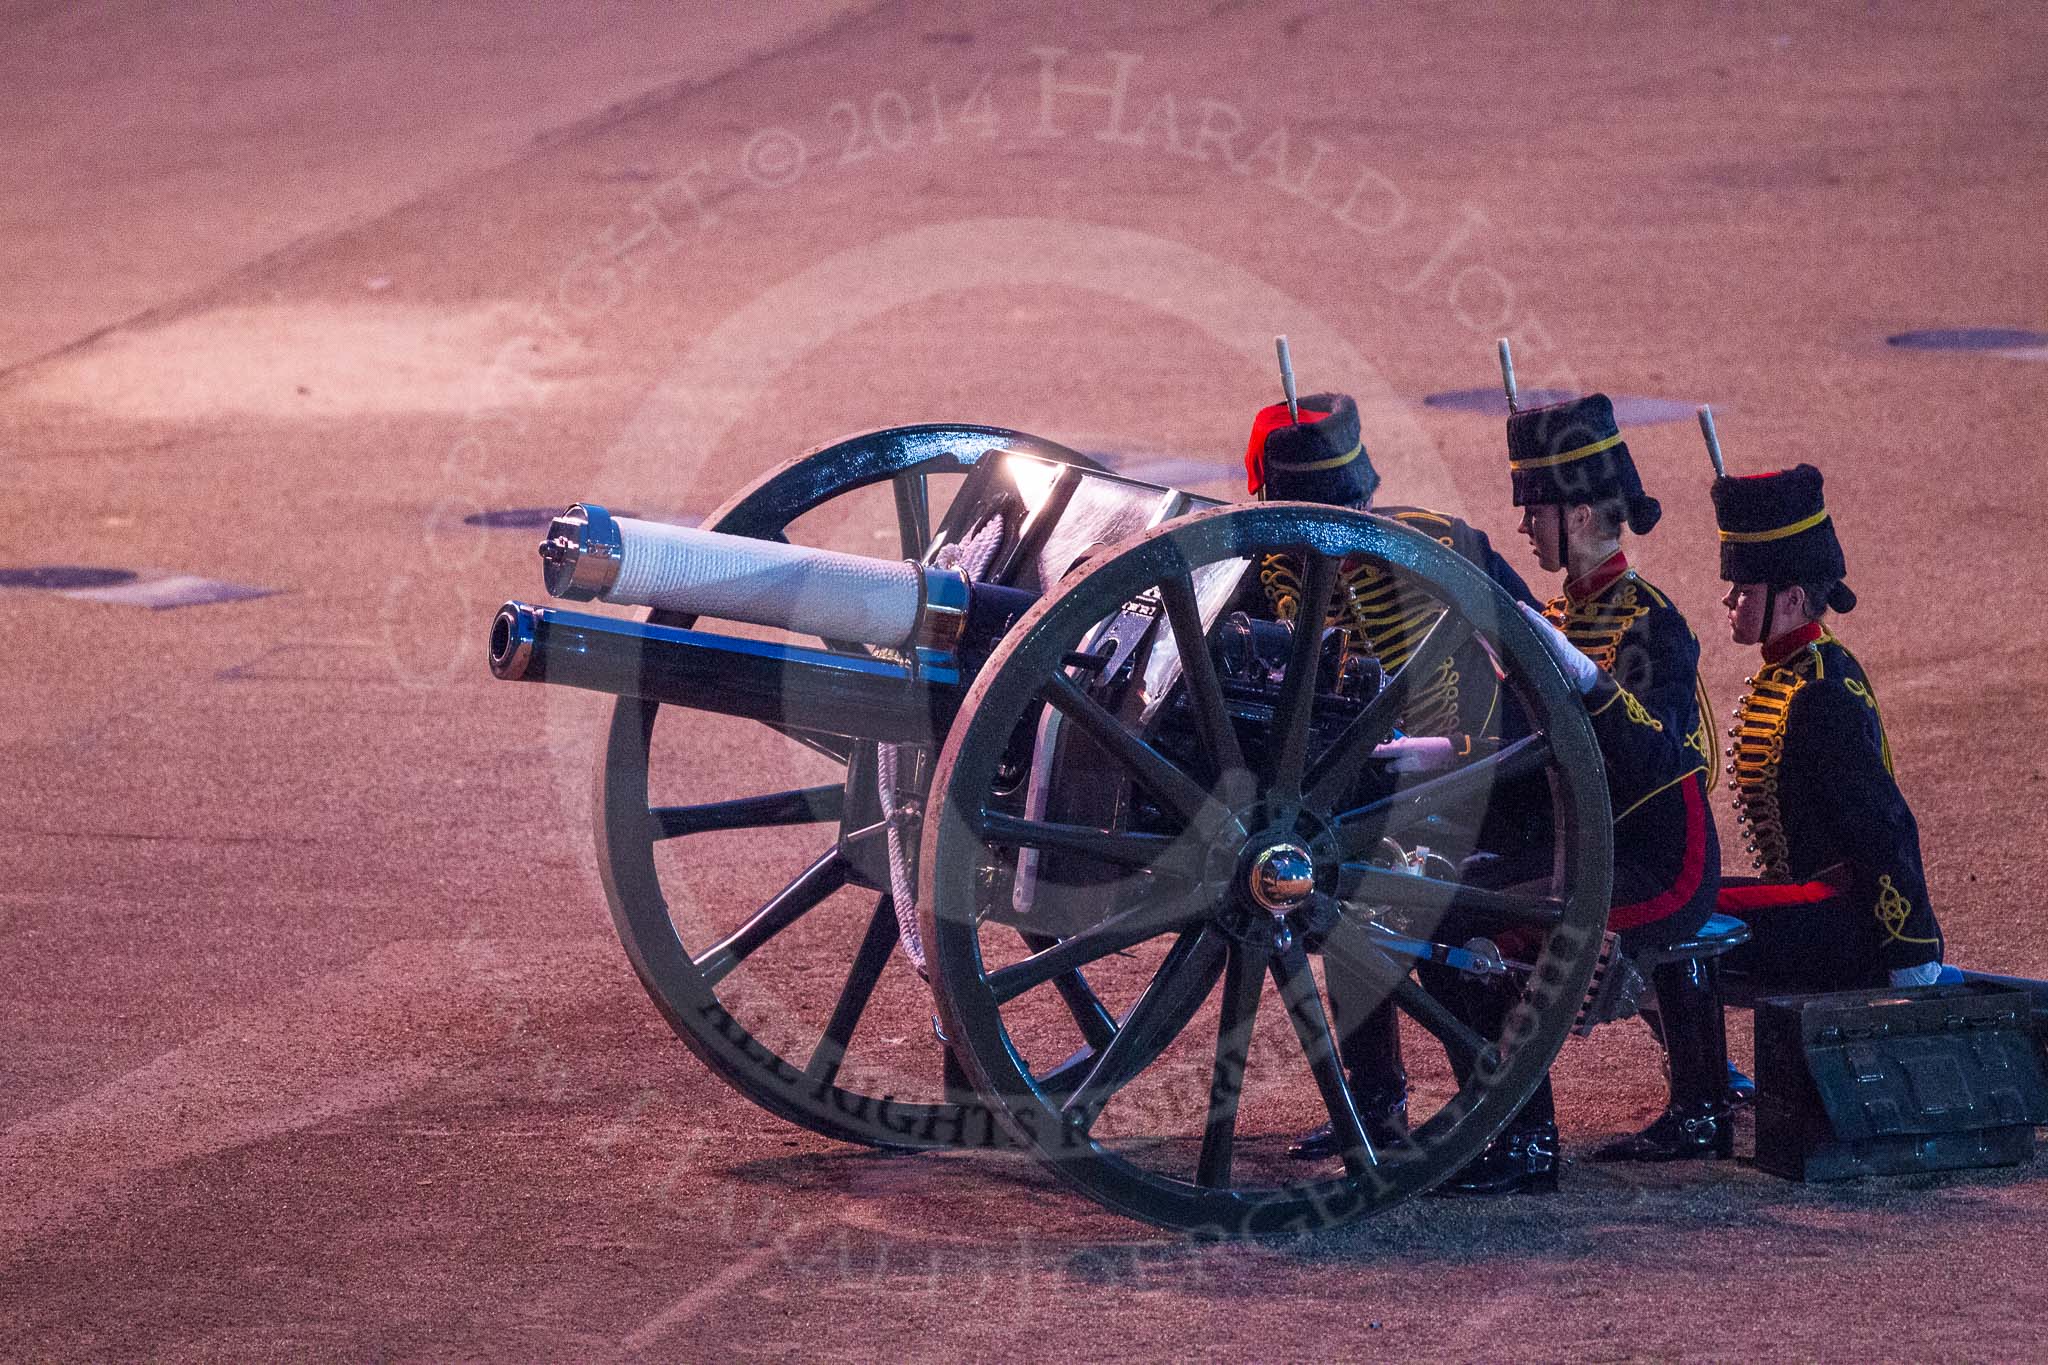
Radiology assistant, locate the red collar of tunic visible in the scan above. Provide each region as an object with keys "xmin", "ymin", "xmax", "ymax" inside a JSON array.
[
  {"xmin": 1762, "ymin": 620, "xmax": 1826, "ymax": 666},
  {"xmin": 1564, "ymin": 550, "xmax": 1630, "ymax": 604}
]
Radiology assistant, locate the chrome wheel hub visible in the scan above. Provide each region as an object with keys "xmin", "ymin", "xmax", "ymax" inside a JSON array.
[{"xmin": 1247, "ymin": 842, "xmax": 1316, "ymax": 914}]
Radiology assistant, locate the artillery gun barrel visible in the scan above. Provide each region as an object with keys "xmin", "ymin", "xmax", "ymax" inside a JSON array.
[
  {"xmin": 488, "ymin": 602, "xmax": 963, "ymax": 744},
  {"xmin": 489, "ymin": 502, "xmax": 1046, "ymax": 739}
]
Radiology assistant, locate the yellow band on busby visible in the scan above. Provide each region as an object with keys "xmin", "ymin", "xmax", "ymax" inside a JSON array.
[
  {"xmin": 1507, "ymin": 432, "xmax": 1625, "ymax": 471},
  {"xmin": 1269, "ymin": 441, "xmax": 1362, "ymax": 473},
  {"xmin": 1505, "ymin": 393, "xmax": 1661, "ymax": 532},
  {"xmin": 1711, "ymin": 464, "xmax": 1850, "ymax": 606},
  {"xmin": 1717, "ymin": 507, "xmax": 1831, "ymax": 544}
]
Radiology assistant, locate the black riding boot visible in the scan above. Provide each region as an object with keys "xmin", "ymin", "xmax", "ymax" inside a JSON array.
[
  {"xmin": 1593, "ymin": 957, "xmax": 1735, "ymax": 1162},
  {"xmin": 1433, "ymin": 974, "xmax": 1559, "ymax": 1196},
  {"xmin": 1434, "ymin": 1076, "xmax": 1560, "ymax": 1196},
  {"xmin": 1288, "ymin": 999, "xmax": 1410, "ymax": 1159},
  {"xmin": 1641, "ymin": 994, "xmax": 1754, "ymax": 1107}
]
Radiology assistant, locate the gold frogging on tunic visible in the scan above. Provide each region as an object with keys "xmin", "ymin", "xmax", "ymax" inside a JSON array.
[
  {"xmin": 1727, "ymin": 631, "xmax": 1900, "ymax": 879},
  {"xmin": 1543, "ymin": 580, "xmax": 1649, "ymax": 673},
  {"xmin": 1726, "ymin": 648, "xmax": 1816, "ymax": 877},
  {"xmin": 1874, "ymin": 873, "xmax": 1937, "ymax": 946},
  {"xmin": 1547, "ymin": 574, "xmax": 1719, "ymax": 790},
  {"xmin": 1261, "ymin": 552, "xmax": 1463, "ymax": 738}
]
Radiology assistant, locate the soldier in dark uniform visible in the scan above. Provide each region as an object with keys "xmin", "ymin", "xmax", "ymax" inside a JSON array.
[
  {"xmin": 1503, "ymin": 394, "xmax": 1739, "ymax": 1164},
  {"xmin": 1424, "ymin": 600, "xmax": 1727, "ymax": 1192},
  {"xmin": 1245, "ymin": 393, "xmax": 1537, "ymax": 756},
  {"xmin": 1711, "ymin": 465, "xmax": 1946, "ymax": 993},
  {"xmin": 1509, "ymin": 394, "xmax": 1716, "ymax": 754},
  {"xmin": 1240, "ymin": 393, "xmax": 1543, "ymax": 1162},
  {"xmin": 1416, "ymin": 398, "xmax": 1726, "ymax": 1194}
]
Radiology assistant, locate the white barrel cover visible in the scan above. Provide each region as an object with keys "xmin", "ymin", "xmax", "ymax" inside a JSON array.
[{"xmin": 605, "ymin": 517, "xmax": 924, "ymax": 645}]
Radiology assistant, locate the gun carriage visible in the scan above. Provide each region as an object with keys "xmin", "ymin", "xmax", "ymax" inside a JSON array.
[{"xmin": 489, "ymin": 423, "xmax": 1621, "ymax": 1234}]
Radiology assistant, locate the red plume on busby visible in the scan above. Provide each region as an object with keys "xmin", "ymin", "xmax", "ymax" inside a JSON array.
[
  {"xmin": 1505, "ymin": 393, "xmax": 1662, "ymax": 534},
  {"xmin": 1710, "ymin": 463, "xmax": 1856, "ymax": 612},
  {"xmin": 1244, "ymin": 392, "xmax": 1378, "ymax": 507}
]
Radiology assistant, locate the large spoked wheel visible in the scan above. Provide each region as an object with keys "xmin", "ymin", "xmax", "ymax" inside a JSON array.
[
  {"xmin": 920, "ymin": 503, "xmax": 1614, "ymax": 1232},
  {"xmin": 598, "ymin": 424, "xmax": 1098, "ymax": 1149}
]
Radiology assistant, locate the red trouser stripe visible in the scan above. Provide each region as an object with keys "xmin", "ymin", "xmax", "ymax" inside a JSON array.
[
  {"xmin": 1608, "ymin": 777, "xmax": 1710, "ymax": 931},
  {"xmin": 1716, "ymin": 876, "xmax": 1843, "ymax": 912}
]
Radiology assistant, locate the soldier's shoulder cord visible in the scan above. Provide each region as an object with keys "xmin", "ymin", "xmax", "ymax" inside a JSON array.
[
  {"xmin": 1805, "ymin": 632, "xmax": 1895, "ymax": 775},
  {"xmin": 1629, "ymin": 572, "xmax": 1677, "ymax": 612}
]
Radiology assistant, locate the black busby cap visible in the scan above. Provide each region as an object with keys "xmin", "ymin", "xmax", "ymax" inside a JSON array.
[
  {"xmin": 1505, "ymin": 392, "xmax": 1662, "ymax": 534},
  {"xmin": 1710, "ymin": 463, "xmax": 1856, "ymax": 611},
  {"xmin": 1245, "ymin": 391, "xmax": 1380, "ymax": 506}
]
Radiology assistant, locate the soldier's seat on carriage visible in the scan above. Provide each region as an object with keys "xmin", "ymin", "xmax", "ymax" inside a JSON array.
[
  {"xmin": 1646, "ymin": 911, "xmax": 1752, "ymax": 966},
  {"xmin": 1574, "ymin": 911, "xmax": 1752, "ymax": 1035}
]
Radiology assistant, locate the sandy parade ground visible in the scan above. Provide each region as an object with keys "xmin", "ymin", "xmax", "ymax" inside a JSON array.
[{"xmin": 4, "ymin": 1, "xmax": 2047, "ymax": 1357}]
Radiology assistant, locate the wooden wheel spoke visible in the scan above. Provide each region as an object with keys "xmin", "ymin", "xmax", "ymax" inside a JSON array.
[
  {"xmin": 1332, "ymin": 734, "xmax": 1552, "ymax": 856},
  {"xmin": 692, "ymin": 847, "xmax": 851, "ymax": 986},
  {"xmin": 1322, "ymin": 919, "xmax": 1488, "ymax": 1069},
  {"xmin": 1195, "ymin": 939, "xmax": 1268, "ymax": 1188},
  {"xmin": 975, "ymin": 811, "xmax": 1202, "ymax": 879},
  {"xmin": 1304, "ymin": 609, "xmax": 1476, "ymax": 809},
  {"xmin": 1019, "ymin": 929, "xmax": 1120, "ymax": 1053},
  {"xmin": 985, "ymin": 895, "xmax": 1210, "ymax": 1005},
  {"xmin": 1269, "ymin": 941, "xmax": 1377, "ymax": 1174},
  {"xmin": 1041, "ymin": 673, "xmax": 1225, "ymax": 833},
  {"xmin": 1157, "ymin": 568, "xmax": 1245, "ymax": 783},
  {"xmin": 1060, "ymin": 928, "xmax": 1228, "ymax": 1125},
  {"xmin": 596, "ymin": 433, "xmax": 1126, "ymax": 1155},
  {"xmin": 804, "ymin": 896, "xmax": 901, "ymax": 1084},
  {"xmin": 892, "ymin": 471, "xmax": 932, "ymax": 558},
  {"xmin": 1337, "ymin": 863, "xmax": 1564, "ymax": 928},
  {"xmin": 649, "ymin": 783, "xmax": 846, "ymax": 840},
  {"xmin": 1264, "ymin": 549, "xmax": 1337, "ymax": 805},
  {"xmin": 1049, "ymin": 975, "xmax": 1119, "ymax": 1053},
  {"xmin": 1390, "ymin": 978, "xmax": 1489, "ymax": 1071},
  {"xmin": 1037, "ymin": 1043, "xmax": 1102, "ymax": 1100}
]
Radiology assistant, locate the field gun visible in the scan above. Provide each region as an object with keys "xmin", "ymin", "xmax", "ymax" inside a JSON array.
[{"xmin": 488, "ymin": 423, "xmax": 1619, "ymax": 1234}]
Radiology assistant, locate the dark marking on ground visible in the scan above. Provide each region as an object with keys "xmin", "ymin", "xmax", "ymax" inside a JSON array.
[
  {"xmin": 0, "ymin": 566, "xmax": 138, "ymax": 590},
  {"xmin": 1887, "ymin": 328, "xmax": 2048, "ymax": 351}
]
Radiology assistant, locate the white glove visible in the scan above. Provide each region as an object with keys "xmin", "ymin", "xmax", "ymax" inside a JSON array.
[
  {"xmin": 1517, "ymin": 602, "xmax": 1600, "ymax": 695},
  {"xmin": 1887, "ymin": 961, "xmax": 1944, "ymax": 988},
  {"xmin": 1372, "ymin": 735, "xmax": 1458, "ymax": 774}
]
